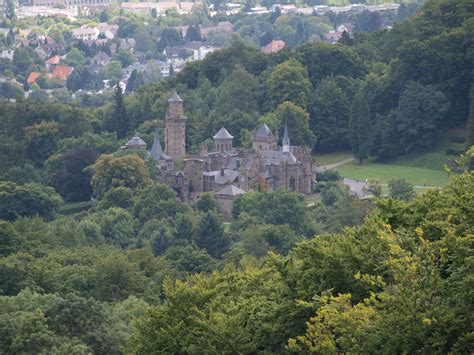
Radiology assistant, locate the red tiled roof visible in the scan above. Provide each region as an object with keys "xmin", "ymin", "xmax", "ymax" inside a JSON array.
[
  {"xmin": 27, "ymin": 72, "xmax": 41, "ymax": 85},
  {"xmin": 263, "ymin": 40, "xmax": 285, "ymax": 54},
  {"xmin": 45, "ymin": 55, "xmax": 61, "ymax": 65},
  {"xmin": 50, "ymin": 66, "xmax": 74, "ymax": 81}
]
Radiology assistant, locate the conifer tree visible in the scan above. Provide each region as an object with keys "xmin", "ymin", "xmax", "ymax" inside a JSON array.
[
  {"xmin": 467, "ymin": 95, "xmax": 474, "ymax": 147},
  {"xmin": 349, "ymin": 93, "xmax": 371, "ymax": 164},
  {"xmin": 104, "ymin": 85, "xmax": 128, "ymax": 139}
]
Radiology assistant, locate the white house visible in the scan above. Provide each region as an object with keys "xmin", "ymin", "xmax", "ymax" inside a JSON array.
[
  {"xmin": 0, "ymin": 49, "xmax": 14, "ymax": 61},
  {"xmin": 72, "ymin": 27, "xmax": 100, "ymax": 41},
  {"xmin": 194, "ymin": 45, "xmax": 216, "ymax": 61}
]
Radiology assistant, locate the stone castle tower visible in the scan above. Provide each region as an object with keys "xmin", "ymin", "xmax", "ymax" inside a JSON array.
[{"xmin": 165, "ymin": 92, "xmax": 187, "ymax": 159}]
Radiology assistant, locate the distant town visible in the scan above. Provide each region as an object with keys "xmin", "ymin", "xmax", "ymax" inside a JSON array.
[{"xmin": 0, "ymin": 0, "xmax": 407, "ymax": 100}]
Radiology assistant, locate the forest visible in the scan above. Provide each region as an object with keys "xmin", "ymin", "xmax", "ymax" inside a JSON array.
[{"xmin": 0, "ymin": 0, "xmax": 473, "ymax": 353}]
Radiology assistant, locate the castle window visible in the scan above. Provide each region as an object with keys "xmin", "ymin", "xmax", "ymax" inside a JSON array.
[{"xmin": 289, "ymin": 176, "xmax": 296, "ymax": 191}]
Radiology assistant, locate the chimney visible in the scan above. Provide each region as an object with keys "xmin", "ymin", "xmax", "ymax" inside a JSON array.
[{"xmin": 220, "ymin": 168, "xmax": 225, "ymax": 176}]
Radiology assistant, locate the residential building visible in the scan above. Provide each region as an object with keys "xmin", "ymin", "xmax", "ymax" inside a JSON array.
[
  {"xmin": 72, "ymin": 27, "xmax": 100, "ymax": 41},
  {"xmin": 263, "ymin": 40, "xmax": 285, "ymax": 54}
]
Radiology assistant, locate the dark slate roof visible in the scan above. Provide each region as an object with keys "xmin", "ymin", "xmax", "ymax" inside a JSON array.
[
  {"xmin": 216, "ymin": 185, "xmax": 245, "ymax": 196},
  {"xmin": 168, "ymin": 91, "xmax": 183, "ymax": 102},
  {"xmin": 183, "ymin": 41, "xmax": 205, "ymax": 50},
  {"xmin": 150, "ymin": 129, "xmax": 172, "ymax": 161},
  {"xmin": 261, "ymin": 150, "xmax": 297, "ymax": 165},
  {"xmin": 125, "ymin": 136, "xmax": 147, "ymax": 148},
  {"xmin": 256, "ymin": 123, "xmax": 272, "ymax": 137},
  {"xmin": 203, "ymin": 169, "xmax": 239, "ymax": 184},
  {"xmin": 213, "ymin": 127, "xmax": 233, "ymax": 139}
]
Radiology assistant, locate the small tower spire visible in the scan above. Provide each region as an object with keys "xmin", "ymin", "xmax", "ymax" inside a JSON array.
[
  {"xmin": 150, "ymin": 128, "xmax": 164, "ymax": 160},
  {"xmin": 282, "ymin": 121, "xmax": 290, "ymax": 153}
]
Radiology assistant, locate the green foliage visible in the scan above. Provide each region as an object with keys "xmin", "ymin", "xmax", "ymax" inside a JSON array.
[
  {"xmin": 103, "ymin": 85, "xmax": 129, "ymax": 139},
  {"xmin": 133, "ymin": 182, "xmax": 189, "ymax": 223},
  {"xmin": 91, "ymin": 154, "xmax": 151, "ymax": 199},
  {"xmin": 263, "ymin": 101, "xmax": 315, "ymax": 148},
  {"xmin": 311, "ymin": 78, "xmax": 351, "ymax": 151},
  {"xmin": 194, "ymin": 211, "xmax": 230, "ymax": 258},
  {"xmin": 233, "ymin": 189, "xmax": 314, "ymax": 236},
  {"xmin": 266, "ymin": 58, "xmax": 312, "ymax": 111},
  {"xmin": 195, "ymin": 192, "xmax": 218, "ymax": 212},
  {"xmin": 349, "ymin": 92, "xmax": 371, "ymax": 163},
  {"xmin": 0, "ymin": 182, "xmax": 62, "ymax": 221},
  {"xmin": 388, "ymin": 178, "xmax": 415, "ymax": 201},
  {"xmin": 395, "ymin": 81, "xmax": 449, "ymax": 154}
]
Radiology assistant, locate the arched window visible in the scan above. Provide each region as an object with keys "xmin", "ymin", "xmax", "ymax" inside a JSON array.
[{"xmin": 289, "ymin": 176, "xmax": 296, "ymax": 191}]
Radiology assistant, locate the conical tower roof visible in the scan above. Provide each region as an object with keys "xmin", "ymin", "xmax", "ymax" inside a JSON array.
[
  {"xmin": 168, "ymin": 91, "xmax": 183, "ymax": 102},
  {"xmin": 150, "ymin": 129, "xmax": 172, "ymax": 161},
  {"xmin": 213, "ymin": 127, "xmax": 234, "ymax": 139},
  {"xmin": 256, "ymin": 123, "xmax": 272, "ymax": 137}
]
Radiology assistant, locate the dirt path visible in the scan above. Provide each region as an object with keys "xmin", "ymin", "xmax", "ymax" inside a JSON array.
[{"xmin": 316, "ymin": 157, "xmax": 355, "ymax": 172}]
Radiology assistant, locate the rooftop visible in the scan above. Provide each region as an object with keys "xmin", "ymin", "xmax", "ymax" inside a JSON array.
[
  {"xmin": 124, "ymin": 136, "xmax": 147, "ymax": 149},
  {"xmin": 256, "ymin": 123, "xmax": 273, "ymax": 137},
  {"xmin": 169, "ymin": 91, "xmax": 183, "ymax": 102},
  {"xmin": 213, "ymin": 127, "xmax": 234, "ymax": 140},
  {"xmin": 216, "ymin": 184, "xmax": 246, "ymax": 196}
]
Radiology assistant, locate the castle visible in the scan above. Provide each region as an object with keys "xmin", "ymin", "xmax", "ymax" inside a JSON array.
[{"xmin": 124, "ymin": 92, "xmax": 315, "ymax": 216}]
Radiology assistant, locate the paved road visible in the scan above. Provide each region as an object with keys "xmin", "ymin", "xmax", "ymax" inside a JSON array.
[
  {"xmin": 343, "ymin": 178, "xmax": 368, "ymax": 197},
  {"xmin": 316, "ymin": 157, "xmax": 355, "ymax": 172}
]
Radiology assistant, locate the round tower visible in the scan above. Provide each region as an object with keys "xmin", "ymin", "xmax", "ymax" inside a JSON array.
[
  {"xmin": 165, "ymin": 92, "xmax": 187, "ymax": 159},
  {"xmin": 213, "ymin": 127, "xmax": 234, "ymax": 152}
]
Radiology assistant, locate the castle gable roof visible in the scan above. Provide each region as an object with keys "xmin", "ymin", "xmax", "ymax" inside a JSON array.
[
  {"xmin": 213, "ymin": 127, "xmax": 233, "ymax": 139},
  {"xmin": 261, "ymin": 150, "xmax": 297, "ymax": 165},
  {"xmin": 256, "ymin": 123, "xmax": 272, "ymax": 137},
  {"xmin": 216, "ymin": 184, "xmax": 245, "ymax": 196}
]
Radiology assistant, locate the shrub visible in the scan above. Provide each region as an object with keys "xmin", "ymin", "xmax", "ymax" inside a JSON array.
[{"xmin": 316, "ymin": 170, "xmax": 341, "ymax": 181}]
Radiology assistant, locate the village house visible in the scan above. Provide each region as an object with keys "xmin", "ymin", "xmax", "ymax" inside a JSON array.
[
  {"xmin": 50, "ymin": 66, "xmax": 74, "ymax": 82},
  {"xmin": 27, "ymin": 72, "xmax": 41, "ymax": 85},
  {"xmin": 194, "ymin": 45, "xmax": 216, "ymax": 61},
  {"xmin": 40, "ymin": 43, "xmax": 65, "ymax": 57},
  {"xmin": 72, "ymin": 27, "xmax": 100, "ymax": 41},
  {"xmin": 0, "ymin": 49, "xmax": 14, "ymax": 61},
  {"xmin": 263, "ymin": 40, "xmax": 285, "ymax": 54},
  {"xmin": 337, "ymin": 23, "xmax": 354, "ymax": 33},
  {"xmin": 97, "ymin": 23, "xmax": 119, "ymax": 40},
  {"xmin": 45, "ymin": 55, "xmax": 62, "ymax": 71},
  {"xmin": 270, "ymin": 4, "xmax": 297, "ymax": 14},
  {"xmin": 92, "ymin": 51, "xmax": 111, "ymax": 67},
  {"xmin": 324, "ymin": 31, "xmax": 343, "ymax": 44}
]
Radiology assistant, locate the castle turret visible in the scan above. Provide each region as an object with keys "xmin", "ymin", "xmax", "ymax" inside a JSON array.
[
  {"xmin": 165, "ymin": 92, "xmax": 187, "ymax": 159},
  {"xmin": 213, "ymin": 127, "xmax": 233, "ymax": 152},
  {"xmin": 252, "ymin": 124, "xmax": 278, "ymax": 152}
]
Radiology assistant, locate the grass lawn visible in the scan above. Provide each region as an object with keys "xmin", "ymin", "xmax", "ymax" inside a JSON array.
[
  {"xmin": 337, "ymin": 161, "xmax": 449, "ymax": 187},
  {"xmin": 387, "ymin": 128, "xmax": 467, "ymax": 171},
  {"xmin": 316, "ymin": 151, "xmax": 352, "ymax": 165}
]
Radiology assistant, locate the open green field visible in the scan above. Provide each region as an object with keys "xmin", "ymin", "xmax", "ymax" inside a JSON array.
[
  {"xmin": 337, "ymin": 161, "xmax": 449, "ymax": 187},
  {"xmin": 316, "ymin": 151, "xmax": 352, "ymax": 165},
  {"xmin": 387, "ymin": 128, "xmax": 467, "ymax": 171},
  {"xmin": 317, "ymin": 128, "xmax": 467, "ymax": 187}
]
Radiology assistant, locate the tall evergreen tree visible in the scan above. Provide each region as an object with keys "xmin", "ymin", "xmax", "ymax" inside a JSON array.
[
  {"xmin": 105, "ymin": 85, "xmax": 128, "ymax": 139},
  {"xmin": 467, "ymin": 95, "xmax": 474, "ymax": 146},
  {"xmin": 194, "ymin": 211, "xmax": 229, "ymax": 258},
  {"xmin": 349, "ymin": 93, "xmax": 371, "ymax": 164},
  {"xmin": 5, "ymin": 0, "xmax": 15, "ymax": 20},
  {"xmin": 185, "ymin": 25, "xmax": 202, "ymax": 42}
]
